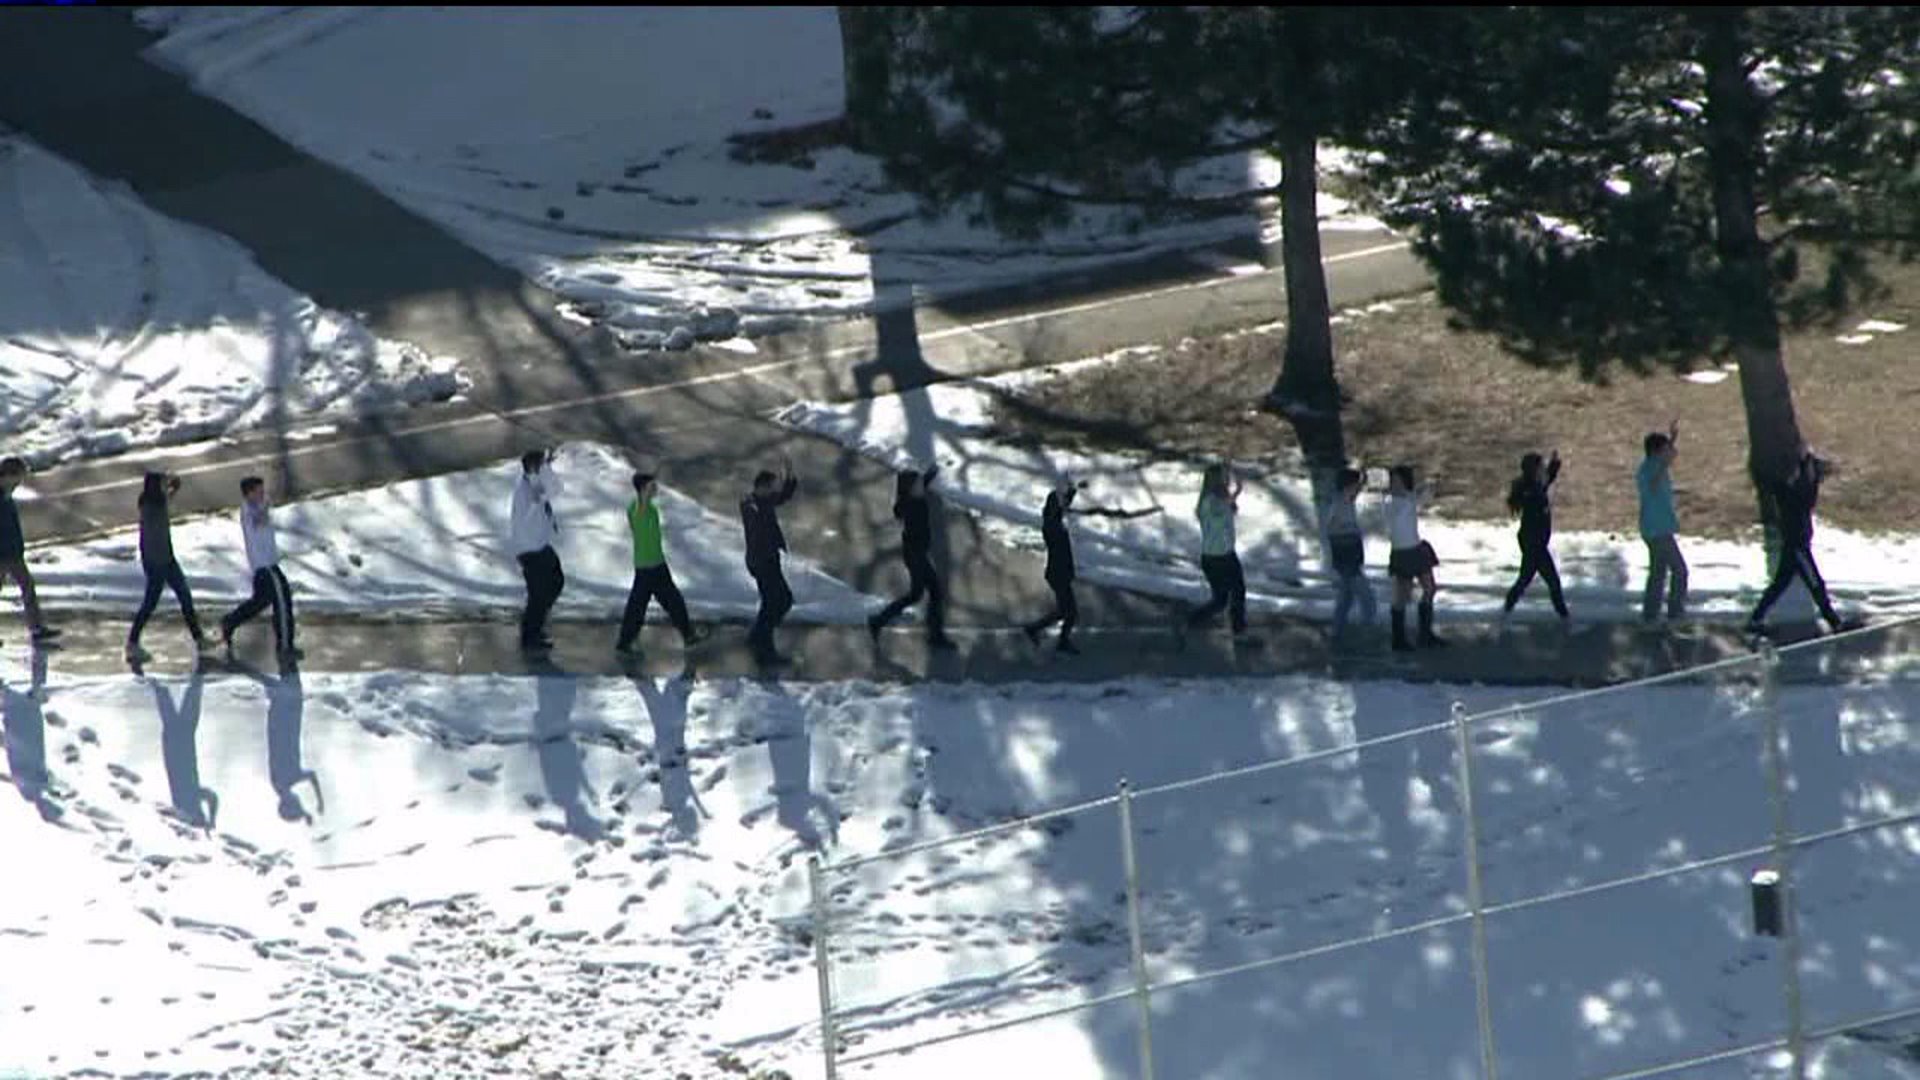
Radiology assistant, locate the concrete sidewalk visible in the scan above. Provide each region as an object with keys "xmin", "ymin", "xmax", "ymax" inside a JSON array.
[{"xmin": 16, "ymin": 613, "xmax": 1916, "ymax": 689}]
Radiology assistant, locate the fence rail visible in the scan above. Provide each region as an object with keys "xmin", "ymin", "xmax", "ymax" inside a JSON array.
[{"xmin": 811, "ymin": 614, "xmax": 1920, "ymax": 1078}]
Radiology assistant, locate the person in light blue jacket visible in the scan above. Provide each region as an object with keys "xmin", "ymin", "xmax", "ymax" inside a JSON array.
[{"xmin": 1637, "ymin": 421, "xmax": 1687, "ymax": 624}]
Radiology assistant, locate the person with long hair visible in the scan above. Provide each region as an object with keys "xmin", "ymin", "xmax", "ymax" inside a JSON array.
[
  {"xmin": 1323, "ymin": 467, "xmax": 1378, "ymax": 647},
  {"xmin": 1385, "ymin": 465, "xmax": 1445, "ymax": 651},
  {"xmin": 867, "ymin": 464, "xmax": 955, "ymax": 650},
  {"xmin": 1501, "ymin": 450, "xmax": 1570, "ymax": 625},
  {"xmin": 1181, "ymin": 462, "xmax": 1252, "ymax": 643},
  {"xmin": 127, "ymin": 471, "xmax": 207, "ymax": 661}
]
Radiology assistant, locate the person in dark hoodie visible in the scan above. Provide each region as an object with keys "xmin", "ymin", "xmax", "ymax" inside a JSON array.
[
  {"xmin": 0, "ymin": 456, "xmax": 59, "ymax": 647},
  {"xmin": 741, "ymin": 456, "xmax": 800, "ymax": 666},
  {"xmin": 1747, "ymin": 450, "xmax": 1850, "ymax": 635},
  {"xmin": 867, "ymin": 465, "xmax": 956, "ymax": 650},
  {"xmin": 1501, "ymin": 450, "xmax": 1571, "ymax": 625},
  {"xmin": 1022, "ymin": 476, "xmax": 1159, "ymax": 655},
  {"xmin": 127, "ymin": 471, "xmax": 207, "ymax": 661}
]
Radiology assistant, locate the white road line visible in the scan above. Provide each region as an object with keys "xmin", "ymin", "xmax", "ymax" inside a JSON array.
[{"xmin": 57, "ymin": 239, "xmax": 1411, "ymax": 499}]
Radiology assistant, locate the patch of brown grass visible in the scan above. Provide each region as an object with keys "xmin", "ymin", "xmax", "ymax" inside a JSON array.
[{"xmin": 991, "ymin": 263, "xmax": 1920, "ymax": 539}]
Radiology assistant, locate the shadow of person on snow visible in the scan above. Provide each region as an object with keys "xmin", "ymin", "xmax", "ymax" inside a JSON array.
[
  {"xmin": 531, "ymin": 658, "xmax": 603, "ymax": 841},
  {"xmin": 634, "ymin": 673, "xmax": 704, "ymax": 840},
  {"xmin": 2, "ymin": 649, "xmax": 59, "ymax": 823},
  {"xmin": 234, "ymin": 661, "xmax": 322, "ymax": 824},
  {"xmin": 153, "ymin": 666, "xmax": 217, "ymax": 833}
]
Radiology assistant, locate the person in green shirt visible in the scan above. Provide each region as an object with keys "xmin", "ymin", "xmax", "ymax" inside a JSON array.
[{"xmin": 615, "ymin": 473, "xmax": 703, "ymax": 656}]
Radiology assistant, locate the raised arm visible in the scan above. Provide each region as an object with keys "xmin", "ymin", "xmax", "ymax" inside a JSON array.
[{"xmin": 1545, "ymin": 453, "xmax": 1563, "ymax": 487}]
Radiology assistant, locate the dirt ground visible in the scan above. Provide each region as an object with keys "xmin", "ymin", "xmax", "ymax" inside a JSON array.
[{"xmin": 989, "ymin": 262, "xmax": 1920, "ymax": 540}]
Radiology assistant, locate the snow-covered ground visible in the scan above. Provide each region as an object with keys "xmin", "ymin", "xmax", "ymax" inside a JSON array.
[
  {"xmin": 0, "ymin": 134, "xmax": 464, "ymax": 469},
  {"xmin": 777, "ymin": 322, "xmax": 1920, "ymax": 627},
  {"xmin": 5, "ymin": 652, "xmax": 1920, "ymax": 1078},
  {"xmin": 133, "ymin": 7, "xmax": 1380, "ymax": 352},
  {"xmin": 20, "ymin": 443, "xmax": 882, "ymax": 625}
]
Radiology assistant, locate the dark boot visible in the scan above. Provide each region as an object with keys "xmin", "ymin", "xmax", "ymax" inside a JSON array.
[
  {"xmin": 1391, "ymin": 607, "xmax": 1413, "ymax": 652},
  {"xmin": 1418, "ymin": 599, "xmax": 1447, "ymax": 647}
]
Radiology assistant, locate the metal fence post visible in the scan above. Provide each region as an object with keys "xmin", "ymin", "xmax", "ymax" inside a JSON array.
[
  {"xmin": 809, "ymin": 854, "xmax": 840, "ymax": 1080},
  {"xmin": 1117, "ymin": 780, "xmax": 1158, "ymax": 1080},
  {"xmin": 1453, "ymin": 701, "xmax": 1500, "ymax": 1080},
  {"xmin": 1756, "ymin": 644, "xmax": 1809, "ymax": 1080}
]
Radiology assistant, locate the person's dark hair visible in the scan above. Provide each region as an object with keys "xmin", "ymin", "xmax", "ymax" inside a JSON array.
[
  {"xmin": 753, "ymin": 470, "xmax": 778, "ymax": 490},
  {"xmin": 1507, "ymin": 453, "xmax": 1543, "ymax": 514},
  {"xmin": 240, "ymin": 476, "xmax": 265, "ymax": 498},
  {"xmin": 521, "ymin": 450, "xmax": 545, "ymax": 473},
  {"xmin": 632, "ymin": 472, "xmax": 656, "ymax": 495},
  {"xmin": 1645, "ymin": 432, "xmax": 1671, "ymax": 457},
  {"xmin": 139, "ymin": 471, "xmax": 167, "ymax": 509},
  {"xmin": 1201, "ymin": 463, "xmax": 1229, "ymax": 498},
  {"xmin": 0, "ymin": 456, "xmax": 25, "ymax": 479},
  {"xmin": 1336, "ymin": 467, "xmax": 1363, "ymax": 491}
]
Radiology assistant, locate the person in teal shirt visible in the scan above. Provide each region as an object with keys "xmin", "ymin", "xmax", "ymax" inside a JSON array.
[
  {"xmin": 615, "ymin": 473, "xmax": 704, "ymax": 656},
  {"xmin": 1636, "ymin": 421, "xmax": 1687, "ymax": 623}
]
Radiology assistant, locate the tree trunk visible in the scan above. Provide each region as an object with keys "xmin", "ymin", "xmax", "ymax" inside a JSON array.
[
  {"xmin": 1700, "ymin": 11, "xmax": 1803, "ymax": 517},
  {"xmin": 839, "ymin": 7, "xmax": 893, "ymax": 153},
  {"xmin": 1264, "ymin": 123, "xmax": 1348, "ymax": 554}
]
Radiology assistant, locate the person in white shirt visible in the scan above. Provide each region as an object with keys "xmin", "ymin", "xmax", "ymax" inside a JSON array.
[
  {"xmin": 1385, "ymin": 465, "xmax": 1444, "ymax": 652},
  {"xmin": 219, "ymin": 476, "xmax": 299, "ymax": 662},
  {"xmin": 510, "ymin": 449, "xmax": 567, "ymax": 652}
]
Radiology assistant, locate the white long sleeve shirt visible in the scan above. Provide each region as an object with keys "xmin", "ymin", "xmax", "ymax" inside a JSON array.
[
  {"xmin": 510, "ymin": 467, "xmax": 564, "ymax": 555},
  {"xmin": 1386, "ymin": 491, "xmax": 1422, "ymax": 550},
  {"xmin": 240, "ymin": 501, "xmax": 281, "ymax": 570}
]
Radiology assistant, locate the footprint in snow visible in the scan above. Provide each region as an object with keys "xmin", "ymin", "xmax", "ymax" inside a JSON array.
[{"xmin": 467, "ymin": 765, "xmax": 501, "ymax": 784}]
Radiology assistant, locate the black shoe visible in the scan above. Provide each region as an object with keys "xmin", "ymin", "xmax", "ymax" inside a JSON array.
[
  {"xmin": 614, "ymin": 640, "xmax": 638, "ymax": 657},
  {"xmin": 1056, "ymin": 638, "xmax": 1081, "ymax": 656},
  {"xmin": 927, "ymin": 635, "xmax": 958, "ymax": 651},
  {"xmin": 682, "ymin": 626, "xmax": 711, "ymax": 647},
  {"xmin": 866, "ymin": 615, "xmax": 883, "ymax": 644},
  {"xmin": 1024, "ymin": 624, "xmax": 1043, "ymax": 648},
  {"xmin": 522, "ymin": 638, "xmax": 553, "ymax": 654},
  {"xmin": 1390, "ymin": 609, "xmax": 1413, "ymax": 652},
  {"xmin": 278, "ymin": 646, "xmax": 304, "ymax": 662}
]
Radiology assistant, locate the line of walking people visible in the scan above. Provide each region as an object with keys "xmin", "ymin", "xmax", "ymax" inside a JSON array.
[{"xmin": 0, "ymin": 426, "xmax": 1863, "ymax": 665}]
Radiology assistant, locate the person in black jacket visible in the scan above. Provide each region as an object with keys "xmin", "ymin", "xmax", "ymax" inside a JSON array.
[
  {"xmin": 1022, "ymin": 477, "xmax": 1158, "ymax": 655},
  {"xmin": 867, "ymin": 465, "xmax": 955, "ymax": 649},
  {"xmin": 0, "ymin": 456, "xmax": 59, "ymax": 646},
  {"xmin": 1501, "ymin": 450, "xmax": 1571, "ymax": 623},
  {"xmin": 1748, "ymin": 451, "xmax": 1848, "ymax": 635},
  {"xmin": 741, "ymin": 457, "xmax": 800, "ymax": 665},
  {"xmin": 127, "ymin": 471, "xmax": 207, "ymax": 661}
]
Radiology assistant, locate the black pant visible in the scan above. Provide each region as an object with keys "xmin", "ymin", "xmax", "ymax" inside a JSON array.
[
  {"xmin": 871, "ymin": 547, "xmax": 945, "ymax": 637},
  {"xmin": 130, "ymin": 559, "xmax": 203, "ymax": 645},
  {"xmin": 617, "ymin": 564, "xmax": 693, "ymax": 647},
  {"xmin": 517, "ymin": 547, "xmax": 566, "ymax": 646},
  {"xmin": 1188, "ymin": 553, "xmax": 1248, "ymax": 633},
  {"xmin": 222, "ymin": 566, "xmax": 295, "ymax": 650},
  {"xmin": 1750, "ymin": 543, "xmax": 1842, "ymax": 629},
  {"xmin": 748, "ymin": 560, "xmax": 794, "ymax": 654},
  {"xmin": 1503, "ymin": 538, "xmax": 1568, "ymax": 617},
  {"xmin": 1028, "ymin": 572, "xmax": 1079, "ymax": 641}
]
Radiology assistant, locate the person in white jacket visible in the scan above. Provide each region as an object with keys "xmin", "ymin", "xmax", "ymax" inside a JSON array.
[
  {"xmin": 219, "ymin": 476, "xmax": 299, "ymax": 662},
  {"xmin": 511, "ymin": 449, "xmax": 566, "ymax": 652}
]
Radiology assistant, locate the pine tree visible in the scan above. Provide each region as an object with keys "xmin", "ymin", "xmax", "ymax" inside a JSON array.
[
  {"xmin": 846, "ymin": 8, "xmax": 1421, "ymax": 505},
  {"xmin": 1355, "ymin": 6, "xmax": 1920, "ymax": 490}
]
